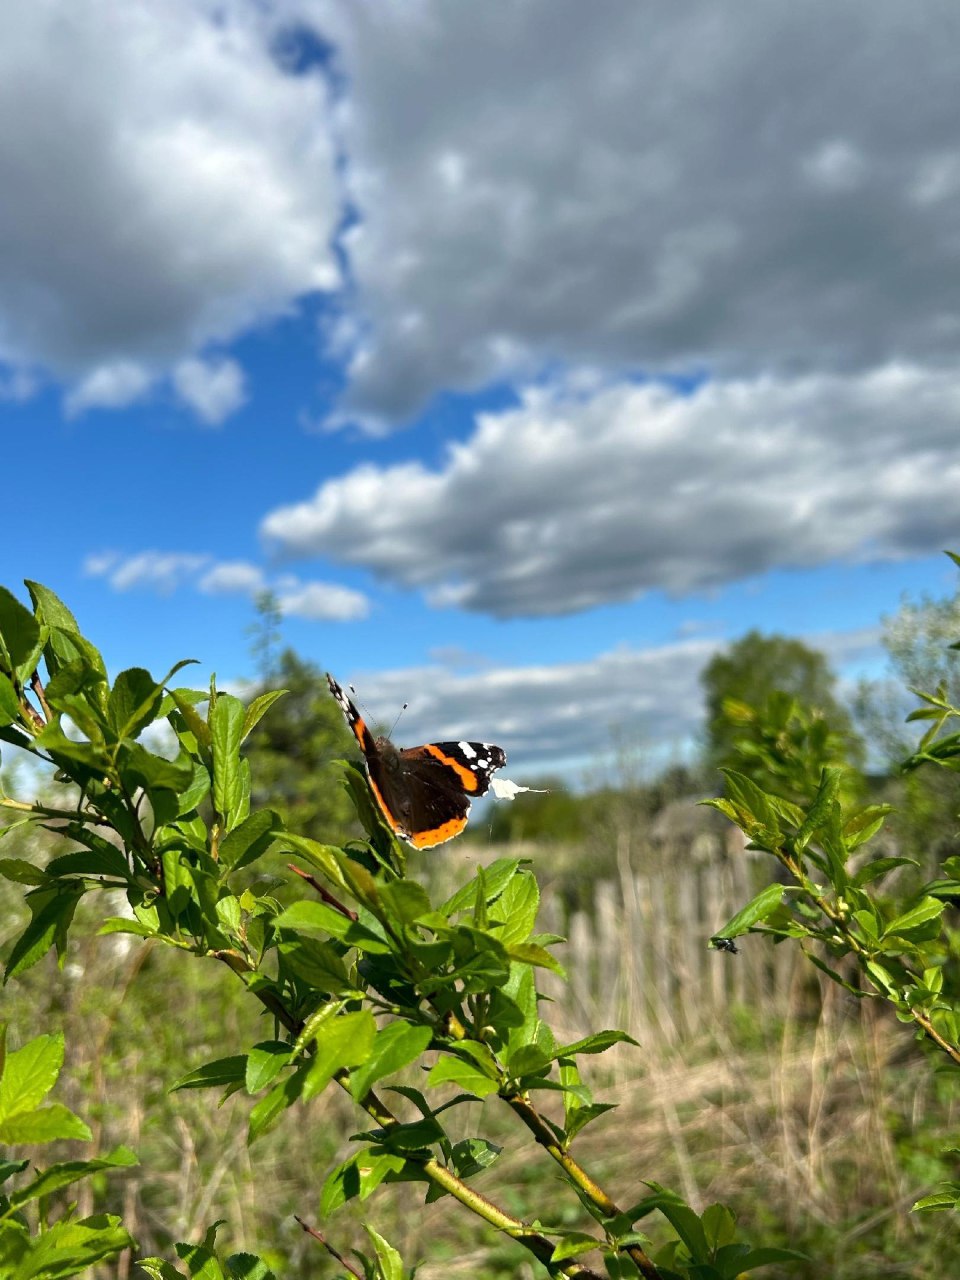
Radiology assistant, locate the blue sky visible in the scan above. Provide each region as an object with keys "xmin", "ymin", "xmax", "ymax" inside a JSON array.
[{"xmin": 2, "ymin": 0, "xmax": 960, "ymax": 779}]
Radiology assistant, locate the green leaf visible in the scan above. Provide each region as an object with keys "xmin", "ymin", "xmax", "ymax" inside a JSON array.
[
  {"xmin": 9, "ymin": 1146, "xmax": 137, "ymax": 1209},
  {"xmin": 0, "ymin": 1033, "xmax": 64, "ymax": 1121},
  {"xmin": 302, "ymin": 1010, "xmax": 377, "ymax": 1103},
  {"xmin": 882, "ymin": 896, "xmax": 945, "ymax": 937},
  {"xmin": 731, "ymin": 1246, "xmax": 812, "ymax": 1270},
  {"xmin": 278, "ymin": 936, "xmax": 353, "ymax": 994},
  {"xmin": 714, "ymin": 884, "xmax": 795, "ymax": 941},
  {"xmin": 219, "ymin": 809, "xmax": 282, "ymax": 871},
  {"xmin": 913, "ymin": 1188, "xmax": 960, "ymax": 1212},
  {"xmin": 0, "ymin": 1101, "xmax": 92, "ymax": 1143},
  {"xmin": 241, "ymin": 689, "xmax": 288, "ymax": 742},
  {"xmin": 349, "ymin": 1023, "xmax": 433, "ymax": 1101},
  {"xmin": 447, "ymin": 1137, "xmax": 502, "ymax": 1179},
  {"xmin": 426, "ymin": 1055, "xmax": 500, "ymax": 1099},
  {"xmin": 5, "ymin": 883, "xmax": 84, "ymax": 978},
  {"xmin": 225, "ymin": 1254, "xmax": 277, "ymax": 1280},
  {"xmin": 319, "ymin": 1148, "xmax": 409, "ymax": 1215},
  {"xmin": 440, "ymin": 858, "xmax": 524, "ymax": 917},
  {"xmin": 171, "ymin": 1056, "xmax": 248, "ymax": 1092},
  {"xmin": 504, "ymin": 940, "xmax": 565, "ymax": 975},
  {"xmin": 557, "ymin": 1030, "xmax": 638, "ymax": 1057},
  {"xmin": 852, "ymin": 856, "xmax": 918, "ymax": 887},
  {"xmin": 363, "ymin": 1226, "xmax": 404, "ymax": 1280},
  {"xmin": 8, "ymin": 1213, "xmax": 133, "ymax": 1276},
  {"xmin": 378, "ymin": 880, "xmax": 433, "ymax": 926},
  {"xmin": 245, "ymin": 1042, "xmax": 291, "ymax": 1094},
  {"xmin": 247, "ymin": 1064, "xmax": 309, "ymax": 1144},
  {"xmin": 108, "ymin": 666, "xmax": 165, "ymax": 739},
  {"xmin": 211, "ymin": 692, "xmax": 245, "ymax": 827},
  {"xmin": 490, "ymin": 871, "xmax": 540, "ymax": 946},
  {"xmin": 45, "ymin": 845, "xmax": 132, "ymax": 882},
  {"xmin": 0, "ymin": 586, "xmax": 41, "ymax": 675},
  {"xmin": 0, "ymin": 858, "xmax": 49, "ymax": 886},
  {"xmin": 551, "ymin": 1233, "xmax": 601, "ymax": 1262},
  {"xmin": 0, "ymin": 673, "xmax": 20, "ymax": 726},
  {"xmin": 793, "ymin": 768, "xmax": 842, "ymax": 852}
]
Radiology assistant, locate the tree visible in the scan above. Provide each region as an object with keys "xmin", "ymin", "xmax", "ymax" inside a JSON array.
[
  {"xmin": 701, "ymin": 630, "xmax": 863, "ymax": 783},
  {"xmin": 243, "ymin": 648, "xmax": 356, "ymax": 841},
  {"xmin": 854, "ymin": 582, "xmax": 960, "ymax": 866}
]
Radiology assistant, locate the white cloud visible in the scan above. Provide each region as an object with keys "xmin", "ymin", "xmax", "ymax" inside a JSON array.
[
  {"xmin": 0, "ymin": 1, "xmax": 339, "ymax": 398},
  {"xmin": 197, "ymin": 561, "xmax": 265, "ymax": 595},
  {"xmin": 297, "ymin": 0, "xmax": 960, "ymax": 426},
  {"xmin": 173, "ymin": 357, "xmax": 247, "ymax": 425},
  {"xmin": 262, "ymin": 364, "xmax": 960, "ymax": 618},
  {"xmin": 84, "ymin": 550, "xmax": 211, "ymax": 593},
  {"xmin": 65, "ymin": 360, "xmax": 153, "ymax": 416},
  {"xmin": 85, "ymin": 548, "xmax": 369, "ymax": 621},
  {"xmin": 337, "ymin": 638, "xmax": 720, "ymax": 770},
  {"xmin": 276, "ymin": 580, "xmax": 370, "ymax": 621}
]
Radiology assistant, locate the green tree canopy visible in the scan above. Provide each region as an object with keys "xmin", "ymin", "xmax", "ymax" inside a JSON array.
[
  {"xmin": 244, "ymin": 648, "xmax": 356, "ymax": 840},
  {"xmin": 701, "ymin": 630, "xmax": 863, "ymax": 780}
]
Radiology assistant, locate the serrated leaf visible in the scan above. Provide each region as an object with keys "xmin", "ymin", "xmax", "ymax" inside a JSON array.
[
  {"xmin": 9, "ymin": 1146, "xmax": 137, "ymax": 1209},
  {"xmin": 0, "ymin": 585, "xmax": 41, "ymax": 674},
  {"xmin": 241, "ymin": 689, "xmax": 287, "ymax": 743},
  {"xmin": 0, "ymin": 1101, "xmax": 92, "ymax": 1143},
  {"xmin": 714, "ymin": 883, "xmax": 795, "ymax": 940},
  {"xmin": 5, "ymin": 883, "xmax": 84, "ymax": 978},
  {"xmin": 245, "ymin": 1041, "xmax": 292, "ymax": 1094},
  {"xmin": 551, "ymin": 1233, "xmax": 601, "ymax": 1262},
  {"xmin": 793, "ymin": 768, "xmax": 842, "ymax": 852},
  {"xmin": 349, "ymin": 1022, "xmax": 433, "ymax": 1102},
  {"xmin": 171, "ymin": 1056, "xmax": 248, "ymax": 1092},
  {"xmin": 557, "ymin": 1030, "xmax": 638, "ymax": 1057},
  {"xmin": 426, "ymin": 1055, "xmax": 500, "ymax": 1098},
  {"xmin": 219, "ymin": 809, "xmax": 282, "ymax": 871},
  {"xmin": 0, "ymin": 858, "xmax": 49, "ymax": 886},
  {"xmin": 108, "ymin": 666, "xmax": 165, "ymax": 739},
  {"xmin": 302, "ymin": 1010, "xmax": 376, "ymax": 1103},
  {"xmin": 882, "ymin": 896, "xmax": 945, "ymax": 937},
  {"xmin": 0, "ymin": 672, "xmax": 20, "ymax": 725},
  {"xmin": 211, "ymin": 693, "xmax": 245, "ymax": 827}
]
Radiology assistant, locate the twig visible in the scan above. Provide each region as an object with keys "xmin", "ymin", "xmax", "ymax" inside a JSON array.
[
  {"xmin": 295, "ymin": 1217, "xmax": 364, "ymax": 1278},
  {"xmin": 288, "ymin": 863, "xmax": 358, "ymax": 921},
  {"xmin": 29, "ymin": 670, "xmax": 52, "ymax": 723}
]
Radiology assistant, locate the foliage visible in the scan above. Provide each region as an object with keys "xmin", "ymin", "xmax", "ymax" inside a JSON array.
[
  {"xmin": 706, "ymin": 568, "xmax": 960, "ymax": 1213},
  {"xmin": 0, "ymin": 581, "xmax": 807, "ymax": 1279},
  {"xmin": 855, "ymin": 579, "xmax": 960, "ymax": 868},
  {"xmin": 0, "ymin": 1028, "xmax": 136, "ymax": 1278},
  {"xmin": 701, "ymin": 631, "xmax": 864, "ymax": 784}
]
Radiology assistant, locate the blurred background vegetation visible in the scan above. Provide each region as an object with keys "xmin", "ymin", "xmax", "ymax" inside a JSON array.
[{"xmin": 2, "ymin": 584, "xmax": 960, "ymax": 1279}]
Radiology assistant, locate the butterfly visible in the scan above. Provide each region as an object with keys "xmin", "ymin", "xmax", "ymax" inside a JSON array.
[{"xmin": 327, "ymin": 674, "xmax": 507, "ymax": 848}]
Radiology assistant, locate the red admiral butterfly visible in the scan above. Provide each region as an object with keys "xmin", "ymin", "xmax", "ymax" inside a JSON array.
[{"xmin": 327, "ymin": 674, "xmax": 507, "ymax": 848}]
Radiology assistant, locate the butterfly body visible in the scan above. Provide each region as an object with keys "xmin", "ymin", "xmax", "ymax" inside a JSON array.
[{"xmin": 327, "ymin": 674, "xmax": 506, "ymax": 848}]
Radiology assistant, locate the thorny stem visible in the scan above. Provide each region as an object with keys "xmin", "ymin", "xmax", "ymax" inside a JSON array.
[{"xmin": 779, "ymin": 847, "xmax": 960, "ymax": 1068}]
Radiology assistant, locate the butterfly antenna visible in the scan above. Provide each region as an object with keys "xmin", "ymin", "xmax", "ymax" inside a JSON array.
[{"xmin": 388, "ymin": 702, "xmax": 409, "ymax": 738}]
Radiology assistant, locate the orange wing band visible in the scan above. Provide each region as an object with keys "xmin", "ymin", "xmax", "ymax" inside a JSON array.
[
  {"xmin": 409, "ymin": 814, "xmax": 470, "ymax": 849},
  {"xmin": 422, "ymin": 744, "xmax": 480, "ymax": 792}
]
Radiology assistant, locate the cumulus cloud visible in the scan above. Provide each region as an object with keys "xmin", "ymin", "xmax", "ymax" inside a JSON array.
[
  {"xmin": 301, "ymin": 0, "xmax": 960, "ymax": 425},
  {"xmin": 0, "ymin": 1, "xmax": 339, "ymax": 396},
  {"xmin": 173, "ymin": 357, "xmax": 247, "ymax": 425},
  {"xmin": 275, "ymin": 580, "xmax": 370, "ymax": 621},
  {"xmin": 338, "ymin": 638, "xmax": 721, "ymax": 770},
  {"xmin": 262, "ymin": 365, "xmax": 960, "ymax": 618},
  {"xmin": 84, "ymin": 549, "xmax": 369, "ymax": 621},
  {"xmin": 197, "ymin": 561, "xmax": 265, "ymax": 595},
  {"xmin": 65, "ymin": 361, "xmax": 154, "ymax": 416}
]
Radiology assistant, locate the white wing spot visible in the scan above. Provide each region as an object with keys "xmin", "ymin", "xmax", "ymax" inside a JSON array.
[{"xmin": 458, "ymin": 741, "xmax": 477, "ymax": 758}]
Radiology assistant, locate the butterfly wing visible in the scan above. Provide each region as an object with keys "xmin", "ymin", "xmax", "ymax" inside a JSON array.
[{"xmin": 397, "ymin": 742, "xmax": 507, "ymax": 849}]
